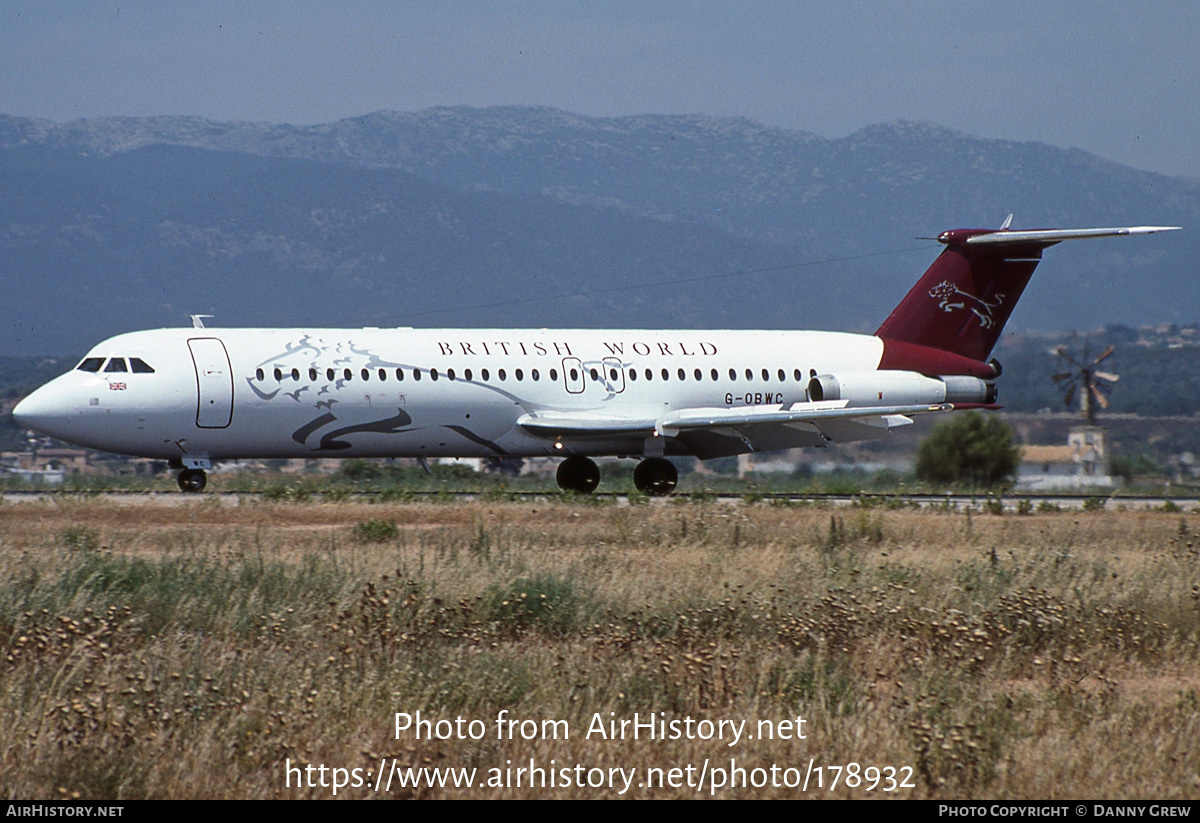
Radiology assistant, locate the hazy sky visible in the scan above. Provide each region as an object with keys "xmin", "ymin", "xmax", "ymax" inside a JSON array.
[{"xmin": 2, "ymin": 1, "xmax": 1197, "ymax": 177}]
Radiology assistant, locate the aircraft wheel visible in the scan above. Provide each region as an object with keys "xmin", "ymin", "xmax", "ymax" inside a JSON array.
[
  {"xmin": 177, "ymin": 468, "xmax": 208, "ymax": 493},
  {"xmin": 556, "ymin": 456, "xmax": 600, "ymax": 494},
  {"xmin": 634, "ymin": 457, "xmax": 678, "ymax": 496}
]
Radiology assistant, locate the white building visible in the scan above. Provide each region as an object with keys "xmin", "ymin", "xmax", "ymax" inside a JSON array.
[{"xmin": 1017, "ymin": 426, "xmax": 1115, "ymax": 490}]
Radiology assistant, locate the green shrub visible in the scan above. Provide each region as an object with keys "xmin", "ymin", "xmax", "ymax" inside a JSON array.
[
  {"xmin": 60, "ymin": 525, "xmax": 100, "ymax": 551},
  {"xmin": 915, "ymin": 413, "xmax": 1020, "ymax": 487},
  {"xmin": 481, "ymin": 574, "xmax": 584, "ymax": 635},
  {"xmin": 352, "ymin": 518, "xmax": 398, "ymax": 543}
]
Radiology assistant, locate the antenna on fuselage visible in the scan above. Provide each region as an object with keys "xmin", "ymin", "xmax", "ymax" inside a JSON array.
[{"xmin": 190, "ymin": 314, "xmax": 214, "ymax": 329}]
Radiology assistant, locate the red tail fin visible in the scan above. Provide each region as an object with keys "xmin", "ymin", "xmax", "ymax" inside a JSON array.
[
  {"xmin": 876, "ymin": 223, "xmax": 1180, "ymax": 362},
  {"xmin": 875, "ymin": 229, "xmax": 1040, "ymax": 361}
]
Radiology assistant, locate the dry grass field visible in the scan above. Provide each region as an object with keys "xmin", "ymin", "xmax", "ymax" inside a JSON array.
[{"xmin": 1, "ymin": 496, "xmax": 1197, "ymax": 799}]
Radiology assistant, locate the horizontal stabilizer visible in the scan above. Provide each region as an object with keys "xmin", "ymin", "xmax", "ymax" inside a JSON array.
[{"xmin": 964, "ymin": 226, "xmax": 1180, "ymax": 246}]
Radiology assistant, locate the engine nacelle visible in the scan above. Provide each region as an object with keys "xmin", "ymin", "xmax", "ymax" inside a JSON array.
[{"xmin": 807, "ymin": 370, "xmax": 997, "ymax": 406}]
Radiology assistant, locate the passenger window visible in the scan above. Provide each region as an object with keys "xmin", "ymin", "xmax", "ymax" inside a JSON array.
[
  {"xmin": 328, "ymin": 368, "xmax": 336, "ymax": 381},
  {"xmin": 628, "ymin": 368, "xmax": 636, "ymax": 381},
  {"xmin": 77, "ymin": 358, "xmax": 105, "ymax": 372},
  {"xmin": 361, "ymin": 368, "xmax": 370, "ymax": 381},
  {"xmin": 498, "ymin": 369, "xmax": 506, "ymax": 381},
  {"xmin": 309, "ymin": 368, "xmax": 318, "ymax": 381},
  {"xmin": 274, "ymin": 368, "xmax": 283, "ymax": 381},
  {"xmin": 570, "ymin": 368, "xmax": 579, "ymax": 381},
  {"xmin": 344, "ymin": 369, "xmax": 352, "ymax": 381},
  {"xmin": 532, "ymin": 369, "xmax": 540, "ymax": 381},
  {"xmin": 464, "ymin": 369, "xmax": 473, "ymax": 381},
  {"xmin": 660, "ymin": 368, "xmax": 668, "ymax": 381},
  {"xmin": 609, "ymin": 368, "xmax": 617, "ymax": 381},
  {"xmin": 130, "ymin": 357, "xmax": 155, "ymax": 374},
  {"xmin": 105, "ymin": 358, "xmax": 128, "ymax": 373},
  {"xmin": 379, "ymin": 368, "xmax": 387, "ymax": 381},
  {"xmin": 762, "ymin": 369, "xmax": 769, "ymax": 381},
  {"xmin": 292, "ymin": 368, "xmax": 300, "ymax": 380},
  {"xmin": 447, "ymin": 368, "xmax": 456, "ymax": 380},
  {"xmin": 645, "ymin": 369, "xmax": 652, "ymax": 381},
  {"xmin": 515, "ymin": 369, "xmax": 524, "ymax": 381},
  {"xmin": 591, "ymin": 368, "xmax": 600, "ymax": 381},
  {"xmin": 256, "ymin": 368, "xmax": 264, "ymax": 381},
  {"xmin": 678, "ymin": 368, "xmax": 686, "ymax": 381},
  {"xmin": 794, "ymin": 369, "xmax": 802, "ymax": 381},
  {"xmin": 395, "ymin": 368, "xmax": 403, "ymax": 381},
  {"xmin": 777, "ymin": 369, "xmax": 785, "ymax": 382},
  {"xmin": 710, "ymin": 368, "xmax": 718, "ymax": 381},
  {"xmin": 694, "ymin": 368, "xmax": 702, "ymax": 381},
  {"xmin": 482, "ymin": 369, "xmax": 490, "ymax": 381},
  {"xmin": 413, "ymin": 369, "xmax": 421, "ymax": 381},
  {"xmin": 549, "ymin": 369, "xmax": 557, "ymax": 381},
  {"xmin": 745, "ymin": 369, "xmax": 753, "ymax": 380},
  {"xmin": 729, "ymin": 368, "xmax": 736, "ymax": 381},
  {"xmin": 431, "ymin": 369, "xmax": 439, "ymax": 381}
]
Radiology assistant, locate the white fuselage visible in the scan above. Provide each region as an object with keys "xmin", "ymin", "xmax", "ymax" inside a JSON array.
[
  {"xmin": 15, "ymin": 222, "xmax": 1174, "ymax": 484},
  {"xmin": 15, "ymin": 326, "xmax": 887, "ymax": 463}
]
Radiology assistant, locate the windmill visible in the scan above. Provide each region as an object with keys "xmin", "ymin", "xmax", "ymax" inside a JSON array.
[{"xmin": 1051, "ymin": 336, "xmax": 1119, "ymax": 426}]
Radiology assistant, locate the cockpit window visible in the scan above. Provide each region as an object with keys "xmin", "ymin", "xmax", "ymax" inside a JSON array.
[
  {"xmin": 130, "ymin": 357, "xmax": 155, "ymax": 374},
  {"xmin": 104, "ymin": 358, "xmax": 128, "ymax": 373},
  {"xmin": 76, "ymin": 357, "xmax": 104, "ymax": 372}
]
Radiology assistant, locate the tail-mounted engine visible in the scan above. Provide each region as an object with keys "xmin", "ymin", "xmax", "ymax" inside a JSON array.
[{"xmin": 807, "ymin": 370, "xmax": 998, "ymax": 407}]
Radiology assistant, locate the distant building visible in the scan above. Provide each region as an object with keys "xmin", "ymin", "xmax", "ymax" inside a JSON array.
[{"xmin": 1017, "ymin": 425, "xmax": 1115, "ymax": 490}]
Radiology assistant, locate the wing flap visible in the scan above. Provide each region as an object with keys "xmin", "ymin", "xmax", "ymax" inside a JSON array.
[
  {"xmin": 517, "ymin": 411, "xmax": 656, "ymax": 437},
  {"xmin": 517, "ymin": 401, "xmax": 951, "ymax": 440},
  {"xmin": 656, "ymin": 401, "xmax": 951, "ymax": 435}
]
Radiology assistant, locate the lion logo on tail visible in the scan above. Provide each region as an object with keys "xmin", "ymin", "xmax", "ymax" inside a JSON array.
[{"xmin": 929, "ymin": 280, "xmax": 1005, "ymax": 329}]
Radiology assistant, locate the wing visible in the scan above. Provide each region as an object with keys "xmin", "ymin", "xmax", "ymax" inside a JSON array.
[{"xmin": 517, "ymin": 400, "xmax": 961, "ymax": 459}]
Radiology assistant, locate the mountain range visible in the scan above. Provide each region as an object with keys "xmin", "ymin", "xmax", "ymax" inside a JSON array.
[{"xmin": 1, "ymin": 107, "xmax": 1196, "ymax": 356}]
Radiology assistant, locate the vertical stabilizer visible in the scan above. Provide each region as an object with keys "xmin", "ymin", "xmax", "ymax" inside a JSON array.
[{"xmin": 875, "ymin": 223, "xmax": 1179, "ymax": 362}]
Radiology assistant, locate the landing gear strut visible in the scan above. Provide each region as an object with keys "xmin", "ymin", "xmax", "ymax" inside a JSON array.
[
  {"xmin": 556, "ymin": 456, "xmax": 600, "ymax": 494},
  {"xmin": 177, "ymin": 468, "xmax": 208, "ymax": 493},
  {"xmin": 634, "ymin": 457, "xmax": 678, "ymax": 496}
]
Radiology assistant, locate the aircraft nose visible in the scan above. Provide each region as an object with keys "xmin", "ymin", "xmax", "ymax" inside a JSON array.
[
  {"xmin": 12, "ymin": 382, "xmax": 76, "ymax": 440},
  {"xmin": 12, "ymin": 392, "xmax": 39, "ymax": 429}
]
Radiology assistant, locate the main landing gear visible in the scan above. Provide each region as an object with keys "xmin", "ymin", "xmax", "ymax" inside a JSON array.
[
  {"xmin": 177, "ymin": 468, "xmax": 208, "ymax": 493},
  {"xmin": 554, "ymin": 456, "xmax": 679, "ymax": 497},
  {"xmin": 556, "ymin": 456, "xmax": 600, "ymax": 494},
  {"xmin": 633, "ymin": 457, "xmax": 678, "ymax": 496}
]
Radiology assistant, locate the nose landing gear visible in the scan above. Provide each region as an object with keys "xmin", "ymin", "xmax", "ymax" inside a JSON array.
[
  {"xmin": 177, "ymin": 468, "xmax": 208, "ymax": 493},
  {"xmin": 170, "ymin": 457, "xmax": 211, "ymax": 493}
]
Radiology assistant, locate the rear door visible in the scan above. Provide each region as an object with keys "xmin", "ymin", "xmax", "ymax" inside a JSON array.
[
  {"xmin": 561, "ymin": 357, "xmax": 586, "ymax": 394},
  {"xmin": 601, "ymin": 357, "xmax": 626, "ymax": 393},
  {"xmin": 188, "ymin": 338, "xmax": 234, "ymax": 428}
]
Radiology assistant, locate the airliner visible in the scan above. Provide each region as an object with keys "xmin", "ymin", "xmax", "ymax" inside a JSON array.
[{"xmin": 12, "ymin": 219, "xmax": 1179, "ymax": 494}]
